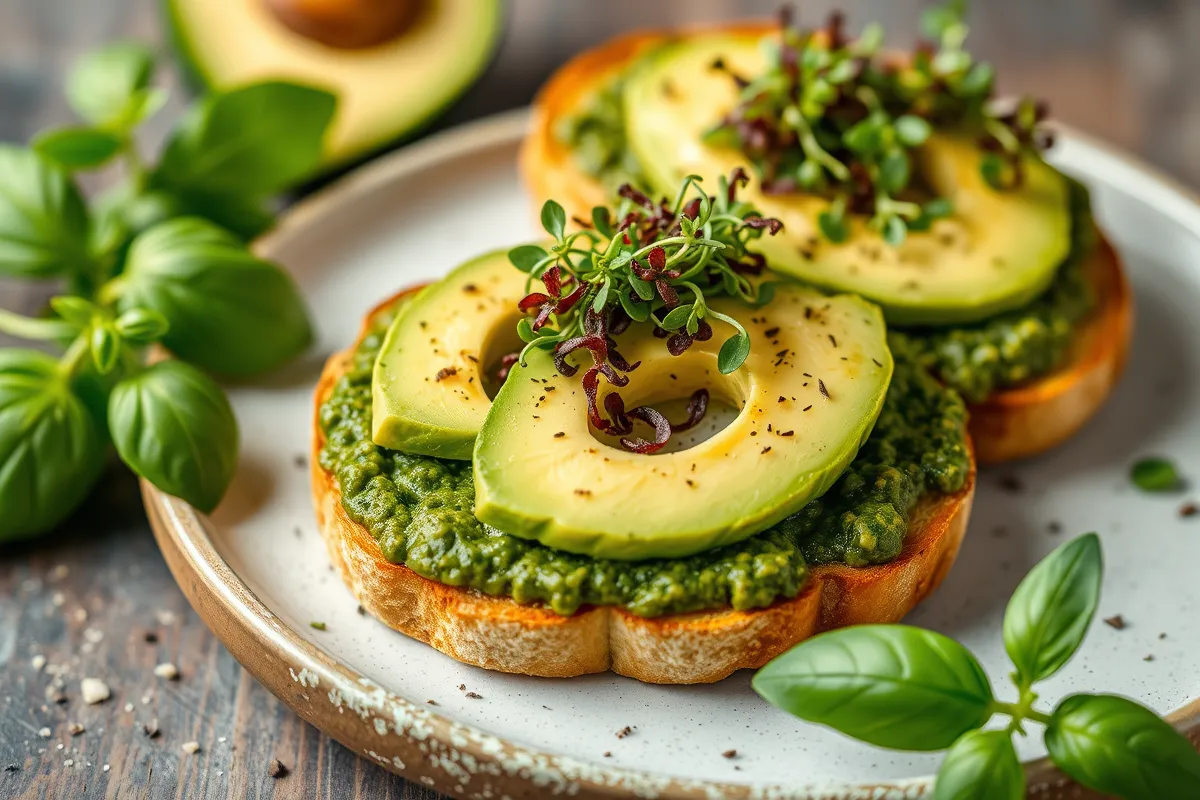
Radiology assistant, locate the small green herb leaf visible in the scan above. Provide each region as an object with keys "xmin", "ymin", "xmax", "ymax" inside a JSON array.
[
  {"xmin": 981, "ymin": 153, "xmax": 1008, "ymax": 190},
  {"xmin": 508, "ymin": 244, "xmax": 549, "ymax": 273},
  {"xmin": 933, "ymin": 730, "xmax": 1023, "ymax": 800},
  {"xmin": 882, "ymin": 215, "xmax": 908, "ymax": 248},
  {"xmin": 628, "ymin": 274, "xmax": 656, "ymax": 301},
  {"xmin": 753, "ymin": 625, "xmax": 993, "ymax": 751},
  {"xmin": 879, "ymin": 150, "xmax": 912, "ymax": 194},
  {"xmin": 89, "ymin": 324, "xmax": 121, "ymax": 375},
  {"xmin": 117, "ymin": 218, "xmax": 312, "ymax": 376},
  {"xmin": 0, "ymin": 353, "xmax": 106, "ymax": 543},
  {"xmin": 1045, "ymin": 694, "xmax": 1200, "ymax": 800},
  {"xmin": 718, "ymin": 333, "xmax": 751, "ymax": 374},
  {"xmin": 114, "ymin": 307, "xmax": 169, "ymax": 344},
  {"xmin": 1003, "ymin": 533, "xmax": 1102, "ymax": 686},
  {"xmin": 818, "ymin": 210, "xmax": 849, "ymax": 244},
  {"xmin": 894, "ymin": 115, "xmax": 933, "ymax": 147},
  {"xmin": 591, "ymin": 206, "xmax": 613, "ymax": 237},
  {"xmin": 65, "ymin": 42, "xmax": 155, "ymax": 128},
  {"xmin": 1130, "ymin": 457, "xmax": 1181, "ymax": 492},
  {"xmin": 540, "ymin": 200, "xmax": 567, "ymax": 241},
  {"xmin": 108, "ymin": 360, "xmax": 238, "ymax": 512},
  {"xmin": 618, "ymin": 288, "xmax": 649, "ymax": 322},
  {"xmin": 0, "ymin": 146, "xmax": 92, "ymax": 278},
  {"xmin": 516, "ymin": 318, "xmax": 537, "ymax": 344},
  {"xmin": 49, "ymin": 296, "xmax": 98, "ymax": 328},
  {"xmin": 591, "ymin": 279, "xmax": 610, "ymax": 313},
  {"xmin": 661, "ymin": 305, "xmax": 693, "ymax": 331},
  {"xmin": 32, "ymin": 127, "xmax": 124, "ymax": 170},
  {"xmin": 153, "ymin": 82, "xmax": 336, "ymax": 198}
]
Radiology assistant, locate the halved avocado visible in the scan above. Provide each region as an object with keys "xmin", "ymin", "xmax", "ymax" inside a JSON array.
[
  {"xmin": 622, "ymin": 32, "xmax": 1073, "ymax": 326},
  {"xmin": 372, "ymin": 249, "xmax": 527, "ymax": 459},
  {"xmin": 165, "ymin": 0, "xmax": 503, "ymax": 169},
  {"xmin": 473, "ymin": 284, "xmax": 893, "ymax": 561}
]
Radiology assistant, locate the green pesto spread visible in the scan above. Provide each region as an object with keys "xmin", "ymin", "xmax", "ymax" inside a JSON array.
[
  {"xmin": 318, "ymin": 305, "xmax": 969, "ymax": 618},
  {"xmin": 891, "ymin": 181, "xmax": 1097, "ymax": 403},
  {"xmin": 555, "ymin": 75, "xmax": 649, "ymax": 192}
]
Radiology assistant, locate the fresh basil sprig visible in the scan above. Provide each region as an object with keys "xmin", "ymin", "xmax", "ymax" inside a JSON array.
[
  {"xmin": 0, "ymin": 42, "xmax": 336, "ymax": 541},
  {"xmin": 753, "ymin": 533, "xmax": 1200, "ymax": 799}
]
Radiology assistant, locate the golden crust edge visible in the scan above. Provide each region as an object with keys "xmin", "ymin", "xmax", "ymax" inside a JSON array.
[{"xmin": 309, "ymin": 286, "xmax": 976, "ymax": 684}]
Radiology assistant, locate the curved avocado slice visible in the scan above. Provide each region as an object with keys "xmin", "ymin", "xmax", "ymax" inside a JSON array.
[
  {"xmin": 372, "ymin": 250, "xmax": 527, "ymax": 460},
  {"xmin": 165, "ymin": 0, "xmax": 503, "ymax": 169},
  {"xmin": 621, "ymin": 32, "xmax": 1073, "ymax": 326},
  {"xmin": 473, "ymin": 284, "xmax": 893, "ymax": 561}
]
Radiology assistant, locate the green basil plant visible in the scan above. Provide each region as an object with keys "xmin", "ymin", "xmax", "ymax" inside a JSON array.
[
  {"xmin": 754, "ymin": 533, "xmax": 1200, "ymax": 799},
  {"xmin": 0, "ymin": 42, "xmax": 336, "ymax": 542}
]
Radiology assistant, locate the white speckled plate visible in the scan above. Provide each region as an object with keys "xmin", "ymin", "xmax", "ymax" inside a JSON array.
[{"xmin": 145, "ymin": 110, "xmax": 1200, "ymax": 799}]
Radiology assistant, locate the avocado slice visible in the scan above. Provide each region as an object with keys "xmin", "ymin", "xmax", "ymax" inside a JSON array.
[
  {"xmin": 372, "ymin": 249, "xmax": 527, "ymax": 459},
  {"xmin": 165, "ymin": 0, "xmax": 503, "ymax": 169},
  {"xmin": 473, "ymin": 284, "xmax": 893, "ymax": 561},
  {"xmin": 622, "ymin": 33, "xmax": 1073, "ymax": 326}
]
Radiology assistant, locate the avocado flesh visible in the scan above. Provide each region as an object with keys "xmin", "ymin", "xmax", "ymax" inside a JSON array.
[
  {"xmin": 621, "ymin": 33, "xmax": 1073, "ymax": 326},
  {"xmin": 473, "ymin": 284, "xmax": 894, "ymax": 561},
  {"xmin": 165, "ymin": 0, "xmax": 502, "ymax": 169},
  {"xmin": 372, "ymin": 250, "xmax": 527, "ymax": 460}
]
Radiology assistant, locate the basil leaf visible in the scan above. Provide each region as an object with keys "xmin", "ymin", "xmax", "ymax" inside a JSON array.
[
  {"xmin": 153, "ymin": 82, "xmax": 336, "ymax": 198},
  {"xmin": 161, "ymin": 188, "xmax": 276, "ymax": 243},
  {"xmin": 0, "ymin": 146, "xmax": 92, "ymax": 278},
  {"xmin": 65, "ymin": 42, "xmax": 155, "ymax": 128},
  {"xmin": 1046, "ymin": 694, "xmax": 1200, "ymax": 800},
  {"xmin": 540, "ymin": 200, "xmax": 567, "ymax": 241},
  {"xmin": 0, "ymin": 352, "xmax": 106, "ymax": 542},
  {"xmin": 90, "ymin": 325, "xmax": 121, "ymax": 375},
  {"xmin": 117, "ymin": 218, "xmax": 312, "ymax": 376},
  {"xmin": 32, "ymin": 127, "xmax": 124, "ymax": 170},
  {"xmin": 1130, "ymin": 456, "xmax": 1180, "ymax": 492},
  {"xmin": 933, "ymin": 730, "xmax": 1023, "ymax": 800},
  {"xmin": 509, "ymin": 245, "xmax": 549, "ymax": 274},
  {"xmin": 1003, "ymin": 533, "xmax": 1101, "ymax": 685},
  {"xmin": 108, "ymin": 360, "xmax": 238, "ymax": 512},
  {"xmin": 114, "ymin": 308, "xmax": 169, "ymax": 344},
  {"xmin": 753, "ymin": 625, "xmax": 994, "ymax": 751}
]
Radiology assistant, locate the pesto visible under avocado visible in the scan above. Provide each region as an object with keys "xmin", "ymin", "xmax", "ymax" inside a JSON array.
[
  {"xmin": 891, "ymin": 180, "xmax": 1097, "ymax": 403},
  {"xmin": 556, "ymin": 75, "xmax": 649, "ymax": 192},
  {"xmin": 318, "ymin": 303, "xmax": 969, "ymax": 618}
]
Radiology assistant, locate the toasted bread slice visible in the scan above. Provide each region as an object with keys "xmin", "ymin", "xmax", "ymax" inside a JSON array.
[
  {"xmin": 311, "ymin": 287, "xmax": 977, "ymax": 684},
  {"xmin": 521, "ymin": 26, "xmax": 1132, "ymax": 465}
]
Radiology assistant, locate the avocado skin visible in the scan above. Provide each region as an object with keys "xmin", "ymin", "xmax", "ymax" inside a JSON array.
[{"xmin": 162, "ymin": 0, "xmax": 507, "ymax": 177}]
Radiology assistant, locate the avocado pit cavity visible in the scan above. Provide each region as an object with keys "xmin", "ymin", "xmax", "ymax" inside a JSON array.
[{"xmin": 262, "ymin": 0, "xmax": 424, "ymax": 49}]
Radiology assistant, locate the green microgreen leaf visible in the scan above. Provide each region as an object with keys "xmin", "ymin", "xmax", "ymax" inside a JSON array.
[
  {"xmin": 718, "ymin": 333, "xmax": 751, "ymax": 374},
  {"xmin": 818, "ymin": 210, "xmax": 849, "ymax": 244},
  {"xmin": 879, "ymin": 149, "xmax": 912, "ymax": 194},
  {"xmin": 516, "ymin": 317, "xmax": 537, "ymax": 344},
  {"xmin": 661, "ymin": 304, "xmax": 693, "ymax": 331},
  {"xmin": 49, "ymin": 296, "xmax": 99, "ymax": 328},
  {"xmin": 509, "ymin": 244, "xmax": 549, "ymax": 273},
  {"xmin": 882, "ymin": 215, "xmax": 908, "ymax": 247},
  {"xmin": 618, "ymin": 288, "xmax": 649, "ymax": 322},
  {"xmin": 114, "ymin": 307, "xmax": 169, "ymax": 344},
  {"xmin": 629, "ymin": 274, "xmax": 656, "ymax": 301},
  {"xmin": 1003, "ymin": 533, "xmax": 1102, "ymax": 686},
  {"xmin": 1130, "ymin": 457, "xmax": 1181, "ymax": 492},
  {"xmin": 65, "ymin": 42, "xmax": 156, "ymax": 129},
  {"xmin": 32, "ymin": 127, "xmax": 125, "ymax": 170},
  {"xmin": 894, "ymin": 115, "xmax": 933, "ymax": 147},
  {"xmin": 540, "ymin": 200, "xmax": 567, "ymax": 241},
  {"xmin": 591, "ymin": 279, "xmax": 610, "ymax": 313},
  {"xmin": 592, "ymin": 206, "xmax": 614, "ymax": 237}
]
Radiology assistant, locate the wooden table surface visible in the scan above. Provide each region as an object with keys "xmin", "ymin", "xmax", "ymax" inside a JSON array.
[{"xmin": 2, "ymin": 1, "xmax": 1199, "ymax": 797}]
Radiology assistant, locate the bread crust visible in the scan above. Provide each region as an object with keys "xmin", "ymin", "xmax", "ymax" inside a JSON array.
[
  {"xmin": 520, "ymin": 26, "xmax": 1132, "ymax": 465},
  {"xmin": 311, "ymin": 287, "xmax": 976, "ymax": 684}
]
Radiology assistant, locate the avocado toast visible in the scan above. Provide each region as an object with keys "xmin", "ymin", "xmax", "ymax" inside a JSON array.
[
  {"xmin": 312, "ymin": 176, "xmax": 975, "ymax": 684},
  {"xmin": 522, "ymin": 14, "xmax": 1132, "ymax": 464}
]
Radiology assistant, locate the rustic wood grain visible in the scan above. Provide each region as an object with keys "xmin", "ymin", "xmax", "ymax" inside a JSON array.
[{"xmin": 2, "ymin": 0, "xmax": 1200, "ymax": 797}]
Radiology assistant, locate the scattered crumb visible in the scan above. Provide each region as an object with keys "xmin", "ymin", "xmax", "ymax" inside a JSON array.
[
  {"xmin": 218, "ymin": 737, "xmax": 227, "ymax": 743},
  {"xmin": 268, "ymin": 759, "xmax": 288, "ymax": 778},
  {"xmin": 83, "ymin": 628, "xmax": 104, "ymax": 644},
  {"xmin": 143, "ymin": 720, "xmax": 160, "ymax": 739},
  {"xmin": 723, "ymin": 749, "xmax": 738, "ymax": 759},
  {"xmin": 67, "ymin": 722, "xmax": 84, "ymax": 736},
  {"xmin": 123, "ymin": 702, "xmax": 134, "ymax": 713},
  {"xmin": 50, "ymin": 565, "xmax": 69, "ymax": 581},
  {"xmin": 999, "ymin": 475, "xmax": 1023, "ymax": 493},
  {"xmin": 154, "ymin": 610, "xmax": 177, "ymax": 626},
  {"xmin": 309, "ymin": 621, "xmax": 326, "ymax": 631},
  {"xmin": 143, "ymin": 632, "xmax": 158, "ymax": 644},
  {"xmin": 102, "ymin": 765, "xmax": 109, "ymax": 772},
  {"xmin": 616, "ymin": 726, "xmax": 634, "ymax": 739},
  {"xmin": 37, "ymin": 728, "xmax": 51, "ymax": 739},
  {"xmin": 465, "ymin": 692, "xmax": 483, "ymax": 700},
  {"xmin": 1180, "ymin": 502, "xmax": 1198, "ymax": 518},
  {"xmin": 1160, "ymin": 632, "xmax": 1168, "ymax": 640},
  {"xmin": 426, "ymin": 700, "xmax": 438, "ymax": 706},
  {"xmin": 603, "ymin": 751, "xmax": 612, "ymax": 758},
  {"xmin": 181, "ymin": 741, "xmax": 200, "ymax": 755},
  {"xmin": 72, "ymin": 608, "xmax": 88, "ymax": 624},
  {"xmin": 80, "ymin": 678, "xmax": 110, "ymax": 705},
  {"xmin": 1047, "ymin": 521, "xmax": 1063, "ymax": 534},
  {"xmin": 356, "ymin": 605, "xmax": 366, "ymax": 616},
  {"xmin": 31, "ymin": 655, "xmax": 45, "ymax": 672},
  {"xmin": 63, "ymin": 759, "xmax": 73, "ymax": 767},
  {"xmin": 293, "ymin": 454, "xmax": 307, "ymax": 469},
  {"xmin": 1144, "ymin": 655, "xmax": 1155, "ymax": 662},
  {"xmin": 435, "ymin": 367, "xmax": 457, "ymax": 381},
  {"xmin": 458, "ymin": 684, "xmax": 466, "ymax": 691},
  {"xmin": 1104, "ymin": 615, "xmax": 1127, "ymax": 630},
  {"xmin": 4, "ymin": 765, "xmax": 18, "ymax": 772},
  {"xmin": 51, "ymin": 592, "xmax": 66, "ymax": 608},
  {"xmin": 153, "ymin": 663, "xmax": 179, "ymax": 681}
]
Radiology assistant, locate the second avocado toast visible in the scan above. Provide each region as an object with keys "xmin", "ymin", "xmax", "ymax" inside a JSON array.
[{"xmin": 524, "ymin": 13, "xmax": 1132, "ymax": 464}]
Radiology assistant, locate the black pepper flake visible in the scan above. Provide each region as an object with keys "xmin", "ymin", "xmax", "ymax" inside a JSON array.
[
  {"xmin": 463, "ymin": 283, "xmax": 478, "ymax": 293},
  {"xmin": 872, "ymin": 358, "xmax": 883, "ymax": 367},
  {"xmin": 776, "ymin": 349, "xmax": 789, "ymax": 358},
  {"xmin": 686, "ymin": 479, "xmax": 695, "ymax": 488},
  {"xmin": 426, "ymin": 699, "xmax": 438, "ymax": 705},
  {"xmin": 435, "ymin": 367, "xmax": 457, "ymax": 381},
  {"xmin": 554, "ymin": 431, "xmax": 566, "ymax": 438},
  {"xmin": 761, "ymin": 447, "xmax": 772, "ymax": 454},
  {"xmin": 779, "ymin": 430, "xmax": 795, "ymax": 437},
  {"xmin": 1104, "ymin": 615, "xmax": 1127, "ymax": 630},
  {"xmin": 804, "ymin": 306, "xmax": 813, "ymax": 319},
  {"xmin": 574, "ymin": 489, "xmax": 592, "ymax": 496},
  {"xmin": 828, "ymin": 334, "xmax": 838, "ymax": 348},
  {"xmin": 1048, "ymin": 521, "xmax": 1063, "ymax": 534},
  {"xmin": 603, "ymin": 752, "xmax": 612, "ymax": 758},
  {"xmin": 293, "ymin": 453, "xmax": 306, "ymax": 469},
  {"xmin": 539, "ymin": 395, "xmax": 546, "ymax": 401},
  {"xmin": 764, "ymin": 327, "xmax": 780, "ymax": 338},
  {"xmin": 803, "ymin": 372, "xmax": 812, "ymax": 377},
  {"xmin": 418, "ymin": 321, "xmax": 427, "ymax": 329},
  {"xmin": 999, "ymin": 475, "xmax": 1023, "ymax": 493},
  {"xmin": 818, "ymin": 380, "xmax": 830, "ymax": 399},
  {"xmin": 4, "ymin": 765, "xmax": 17, "ymax": 772},
  {"xmin": 466, "ymin": 354, "xmax": 479, "ymax": 363},
  {"xmin": 803, "ymin": 405, "xmax": 812, "ymax": 411},
  {"xmin": 750, "ymin": 431, "xmax": 758, "ymax": 436},
  {"xmin": 778, "ymin": 396, "xmax": 786, "ymax": 403},
  {"xmin": 144, "ymin": 631, "xmax": 158, "ymax": 644},
  {"xmin": 356, "ymin": 605, "xmax": 366, "ymax": 616}
]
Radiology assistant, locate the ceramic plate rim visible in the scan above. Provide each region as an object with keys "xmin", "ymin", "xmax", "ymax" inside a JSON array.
[{"xmin": 144, "ymin": 108, "xmax": 1200, "ymax": 799}]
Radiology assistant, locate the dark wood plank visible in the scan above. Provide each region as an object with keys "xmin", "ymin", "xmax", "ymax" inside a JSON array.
[{"xmin": 1, "ymin": 1, "xmax": 1198, "ymax": 798}]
